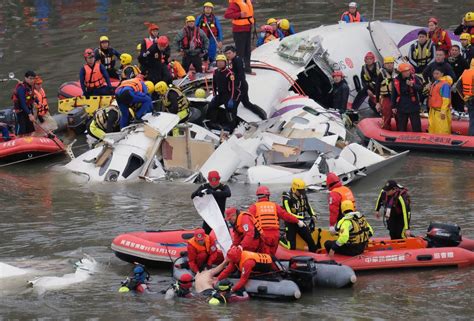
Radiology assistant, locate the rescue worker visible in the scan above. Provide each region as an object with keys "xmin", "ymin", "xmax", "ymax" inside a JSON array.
[
  {"xmin": 206, "ymin": 54, "xmax": 239, "ymax": 131},
  {"xmin": 324, "ymin": 200, "xmax": 373, "ymax": 257},
  {"xmin": 155, "ymin": 81, "xmax": 201, "ymax": 123},
  {"xmin": 460, "ymin": 60, "xmax": 474, "ymax": 135},
  {"xmin": 448, "ymin": 45, "xmax": 469, "ymax": 112},
  {"xmin": 140, "ymin": 22, "xmax": 159, "ymax": 53},
  {"xmin": 330, "ymin": 70, "xmax": 349, "ymax": 114},
  {"xmin": 282, "ymin": 179, "xmax": 318, "ymax": 253},
  {"xmin": 187, "ymin": 228, "xmax": 221, "ymax": 273},
  {"xmin": 326, "ymin": 172, "xmax": 355, "ymax": 234},
  {"xmin": 266, "ymin": 18, "xmax": 281, "ymax": 38},
  {"xmin": 375, "ymin": 56, "xmax": 397, "ymax": 130},
  {"xmin": 120, "ymin": 264, "xmax": 150, "ymax": 293},
  {"xmin": 427, "ymin": 17, "xmax": 452, "ymax": 54},
  {"xmin": 196, "ymin": 2, "xmax": 223, "ymax": 63},
  {"xmin": 119, "ymin": 53, "xmax": 141, "ymax": 80},
  {"xmin": 340, "ymin": 2, "xmax": 366, "ymax": 23},
  {"xmin": 225, "ymin": 207, "xmax": 263, "ymax": 252},
  {"xmin": 170, "ymin": 273, "xmax": 194, "ymax": 298},
  {"xmin": 454, "ymin": 12, "xmax": 474, "ymax": 45},
  {"xmin": 256, "ymin": 25, "xmax": 277, "ymax": 47},
  {"xmin": 191, "ymin": 170, "xmax": 231, "ymax": 234},
  {"xmin": 277, "ymin": 19, "xmax": 295, "ymax": 38},
  {"xmin": 216, "ymin": 246, "xmax": 274, "ymax": 293},
  {"xmin": 138, "ymin": 23, "xmax": 160, "ymax": 80},
  {"xmin": 428, "ymin": 68, "xmax": 452, "ymax": 134},
  {"xmin": 224, "ymin": 0, "xmax": 255, "ymax": 74},
  {"xmin": 11, "ymin": 71, "xmax": 36, "ymax": 135},
  {"xmin": 175, "ymin": 16, "xmax": 209, "ymax": 73},
  {"xmin": 352, "ymin": 51, "xmax": 380, "ymax": 111},
  {"xmin": 248, "ymin": 185, "xmax": 304, "ymax": 256},
  {"xmin": 87, "ymin": 105, "xmax": 121, "ymax": 142},
  {"xmin": 392, "ymin": 63, "xmax": 423, "ymax": 132},
  {"xmin": 224, "ymin": 45, "xmax": 267, "ymax": 120},
  {"xmin": 422, "ymin": 49, "xmax": 456, "ymax": 83},
  {"xmin": 80, "ymin": 48, "xmax": 112, "ymax": 98},
  {"xmin": 460, "ymin": 33, "xmax": 474, "ymax": 65},
  {"xmin": 374, "ymin": 180, "xmax": 411, "ymax": 239},
  {"xmin": 94, "ymin": 36, "xmax": 121, "ymax": 79},
  {"xmin": 115, "ymin": 78, "xmax": 154, "ymax": 128},
  {"xmin": 33, "ymin": 75, "xmax": 57, "ymax": 132},
  {"xmin": 408, "ymin": 30, "xmax": 436, "ymax": 74},
  {"xmin": 140, "ymin": 35, "xmax": 172, "ymax": 84}
]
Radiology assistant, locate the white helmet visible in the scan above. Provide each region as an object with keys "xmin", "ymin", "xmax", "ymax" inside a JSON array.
[{"xmin": 349, "ymin": 2, "xmax": 358, "ymax": 8}]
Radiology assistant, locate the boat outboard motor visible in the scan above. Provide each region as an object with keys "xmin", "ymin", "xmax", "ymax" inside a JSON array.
[
  {"xmin": 426, "ymin": 222, "xmax": 462, "ymax": 248},
  {"xmin": 67, "ymin": 107, "xmax": 88, "ymax": 134},
  {"xmin": 0, "ymin": 108, "xmax": 16, "ymax": 127},
  {"xmin": 287, "ymin": 256, "xmax": 317, "ymax": 290}
]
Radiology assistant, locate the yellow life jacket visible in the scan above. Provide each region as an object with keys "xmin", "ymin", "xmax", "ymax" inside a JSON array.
[
  {"xmin": 162, "ymin": 87, "xmax": 190, "ymax": 121},
  {"xmin": 93, "ymin": 105, "xmax": 121, "ymax": 130},
  {"xmin": 121, "ymin": 65, "xmax": 141, "ymax": 80},
  {"xmin": 336, "ymin": 213, "xmax": 371, "ymax": 245},
  {"xmin": 413, "ymin": 40, "xmax": 434, "ymax": 66},
  {"xmin": 379, "ymin": 68, "xmax": 395, "ymax": 97}
]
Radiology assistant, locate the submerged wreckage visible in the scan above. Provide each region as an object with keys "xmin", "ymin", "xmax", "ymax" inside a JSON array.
[{"xmin": 65, "ymin": 21, "xmax": 420, "ymax": 184}]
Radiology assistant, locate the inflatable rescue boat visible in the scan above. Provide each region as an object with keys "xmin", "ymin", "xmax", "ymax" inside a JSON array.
[
  {"xmin": 57, "ymin": 79, "xmax": 120, "ymax": 99},
  {"xmin": 357, "ymin": 118, "xmax": 474, "ymax": 153},
  {"xmin": 0, "ymin": 135, "xmax": 65, "ymax": 161}
]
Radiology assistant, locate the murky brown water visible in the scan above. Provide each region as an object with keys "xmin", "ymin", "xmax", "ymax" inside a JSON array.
[{"xmin": 0, "ymin": 1, "xmax": 473, "ymax": 320}]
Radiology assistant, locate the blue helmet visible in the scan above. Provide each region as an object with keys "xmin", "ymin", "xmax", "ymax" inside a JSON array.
[{"xmin": 133, "ymin": 266, "xmax": 144, "ymax": 275}]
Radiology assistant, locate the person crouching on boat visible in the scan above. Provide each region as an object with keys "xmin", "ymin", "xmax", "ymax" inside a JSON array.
[
  {"xmin": 80, "ymin": 48, "xmax": 112, "ymax": 98},
  {"xmin": 115, "ymin": 78, "xmax": 154, "ymax": 128},
  {"xmin": 33, "ymin": 75, "xmax": 58, "ymax": 133},
  {"xmin": 325, "ymin": 200, "xmax": 373, "ymax": 257},
  {"xmin": 87, "ymin": 104, "xmax": 121, "ymax": 144},
  {"xmin": 154, "ymin": 81, "xmax": 201, "ymax": 124},
  {"xmin": 374, "ymin": 180, "xmax": 411, "ymax": 240},
  {"xmin": 428, "ymin": 68, "xmax": 452, "ymax": 134},
  {"xmin": 256, "ymin": 25, "xmax": 277, "ymax": 47},
  {"xmin": 187, "ymin": 228, "xmax": 222, "ymax": 273},
  {"xmin": 11, "ymin": 71, "xmax": 36, "ymax": 136},
  {"xmin": 225, "ymin": 207, "xmax": 264, "ymax": 252}
]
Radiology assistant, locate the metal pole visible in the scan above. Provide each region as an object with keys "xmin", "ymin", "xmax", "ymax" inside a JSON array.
[
  {"xmin": 390, "ymin": 0, "xmax": 394, "ymax": 21},
  {"xmin": 372, "ymin": 0, "xmax": 376, "ymax": 21}
]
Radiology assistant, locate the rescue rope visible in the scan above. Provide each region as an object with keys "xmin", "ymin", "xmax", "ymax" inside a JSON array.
[{"xmin": 0, "ymin": 149, "xmax": 65, "ymax": 168}]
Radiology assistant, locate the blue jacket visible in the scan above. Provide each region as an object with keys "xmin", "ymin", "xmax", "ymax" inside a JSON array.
[
  {"xmin": 195, "ymin": 14, "xmax": 223, "ymax": 41},
  {"xmin": 15, "ymin": 84, "xmax": 34, "ymax": 114}
]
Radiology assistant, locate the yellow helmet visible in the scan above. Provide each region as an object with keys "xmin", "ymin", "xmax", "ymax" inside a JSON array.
[
  {"xmin": 279, "ymin": 19, "xmax": 290, "ymax": 31},
  {"xmin": 145, "ymin": 81, "xmax": 155, "ymax": 94},
  {"xmin": 267, "ymin": 18, "xmax": 277, "ymax": 25},
  {"xmin": 383, "ymin": 56, "xmax": 395, "ymax": 64},
  {"xmin": 136, "ymin": 43, "xmax": 142, "ymax": 52},
  {"xmin": 120, "ymin": 53, "xmax": 132, "ymax": 65},
  {"xmin": 341, "ymin": 200, "xmax": 355, "ymax": 214},
  {"xmin": 155, "ymin": 81, "xmax": 168, "ymax": 95},
  {"xmin": 460, "ymin": 33, "xmax": 471, "ymax": 41},
  {"xmin": 186, "ymin": 15, "xmax": 196, "ymax": 23},
  {"xmin": 203, "ymin": 2, "xmax": 214, "ymax": 8},
  {"xmin": 291, "ymin": 178, "xmax": 306, "ymax": 193},
  {"xmin": 195, "ymin": 88, "xmax": 206, "ymax": 98},
  {"xmin": 99, "ymin": 35, "xmax": 109, "ymax": 42},
  {"xmin": 465, "ymin": 12, "xmax": 474, "ymax": 22},
  {"xmin": 215, "ymin": 54, "xmax": 227, "ymax": 62}
]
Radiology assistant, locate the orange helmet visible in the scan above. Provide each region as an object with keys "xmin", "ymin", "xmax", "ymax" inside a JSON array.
[{"xmin": 398, "ymin": 63, "xmax": 412, "ymax": 73}]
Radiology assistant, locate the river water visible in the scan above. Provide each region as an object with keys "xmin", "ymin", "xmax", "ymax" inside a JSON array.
[{"xmin": 0, "ymin": 0, "xmax": 473, "ymax": 320}]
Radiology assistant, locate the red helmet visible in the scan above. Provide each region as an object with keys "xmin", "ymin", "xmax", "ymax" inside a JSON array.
[
  {"xmin": 194, "ymin": 228, "xmax": 206, "ymax": 241},
  {"xmin": 428, "ymin": 17, "xmax": 438, "ymax": 24},
  {"xmin": 256, "ymin": 185, "xmax": 270, "ymax": 197},
  {"xmin": 364, "ymin": 51, "xmax": 375, "ymax": 60},
  {"xmin": 157, "ymin": 36, "xmax": 169, "ymax": 47},
  {"xmin": 326, "ymin": 172, "xmax": 340, "ymax": 188},
  {"xmin": 146, "ymin": 22, "xmax": 159, "ymax": 33},
  {"xmin": 207, "ymin": 170, "xmax": 221, "ymax": 187},
  {"xmin": 332, "ymin": 70, "xmax": 344, "ymax": 78},
  {"xmin": 227, "ymin": 246, "xmax": 242, "ymax": 263},
  {"xmin": 178, "ymin": 273, "xmax": 193, "ymax": 289},
  {"xmin": 225, "ymin": 207, "xmax": 238, "ymax": 221},
  {"xmin": 83, "ymin": 48, "xmax": 94, "ymax": 58},
  {"xmin": 261, "ymin": 25, "xmax": 273, "ymax": 33}
]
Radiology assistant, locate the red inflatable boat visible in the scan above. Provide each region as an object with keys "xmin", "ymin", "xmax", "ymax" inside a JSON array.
[
  {"xmin": 357, "ymin": 117, "xmax": 474, "ymax": 153},
  {"xmin": 57, "ymin": 79, "xmax": 120, "ymax": 99},
  {"xmin": 0, "ymin": 135, "xmax": 65, "ymax": 161},
  {"xmin": 111, "ymin": 229, "xmax": 474, "ymax": 271}
]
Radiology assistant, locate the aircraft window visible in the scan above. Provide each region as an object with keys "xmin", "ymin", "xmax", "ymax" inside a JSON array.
[{"xmin": 122, "ymin": 153, "xmax": 145, "ymax": 179}]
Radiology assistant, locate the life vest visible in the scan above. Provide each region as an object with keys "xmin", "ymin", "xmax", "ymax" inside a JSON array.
[
  {"xmin": 332, "ymin": 186, "xmax": 355, "ymax": 221},
  {"xmin": 236, "ymin": 211, "xmax": 263, "ymax": 238},
  {"xmin": 188, "ymin": 236, "xmax": 211, "ymax": 253},
  {"xmin": 84, "ymin": 62, "xmax": 106, "ymax": 89},
  {"xmin": 118, "ymin": 78, "xmax": 143, "ymax": 93},
  {"xmin": 282, "ymin": 192, "xmax": 309, "ymax": 220},
  {"xmin": 393, "ymin": 77, "xmax": 417, "ymax": 103},
  {"xmin": 461, "ymin": 69, "xmax": 474, "ymax": 98},
  {"xmin": 413, "ymin": 40, "xmax": 434, "ymax": 66},
  {"xmin": 162, "ymin": 87, "xmax": 190, "ymax": 121},
  {"xmin": 254, "ymin": 201, "xmax": 280, "ymax": 230},
  {"xmin": 34, "ymin": 88, "xmax": 49, "ymax": 116},
  {"xmin": 93, "ymin": 105, "xmax": 121, "ymax": 131},
  {"xmin": 340, "ymin": 11, "xmax": 361, "ymax": 23},
  {"xmin": 336, "ymin": 213, "xmax": 371, "ymax": 245},
  {"xmin": 144, "ymin": 37, "xmax": 155, "ymax": 50},
  {"xmin": 379, "ymin": 68, "xmax": 394, "ymax": 97},
  {"xmin": 264, "ymin": 34, "xmax": 277, "ymax": 44},
  {"xmin": 11, "ymin": 82, "xmax": 35, "ymax": 112},
  {"xmin": 238, "ymin": 251, "xmax": 272, "ymax": 272},
  {"xmin": 430, "ymin": 28, "xmax": 447, "ymax": 49},
  {"xmin": 199, "ymin": 14, "xmax": 219, "ymax": 38},
  {"xmin": 428, "ymin": 80, "xmax": 449, "ymax": 109},
  {"xmin": 181, "ymin": 27, "xmax": 202, "ymax": 50},
  {"xmin": 168, "ymin": 61, "xmax": 187, "ymax": 79},
  {"xmin": 98, "ymin": 48, "xmax": 116, "ymax": 70},
  {"xmin": 231, "ymin": 0, "xmax": 254, "ymax": 26},
  {"xmin": 121, "ymin": 65, "xmax": 141, "ymax": 80},
  {"xmin": 362, "ymin": 62, "xmax": 381, "ymax": 88}
]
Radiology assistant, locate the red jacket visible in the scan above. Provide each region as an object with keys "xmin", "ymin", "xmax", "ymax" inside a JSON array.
[
  {"xmin": 224, "ymin": 2, "xmax": 252, "ymax": 33},
  {"xmin": 232, "ymin": 213, "xmax": 259, "ymax": 251},
  {"xmin": 187, "ymin": 238, "xmax": 218, "ymax": 273},
  {"xmin": 217, "ymin": 259, "xmax": 255, "ymax": 291},
  {"xmin": 248, "ymin": 200, "xmax": 299, "ymax": 230}
]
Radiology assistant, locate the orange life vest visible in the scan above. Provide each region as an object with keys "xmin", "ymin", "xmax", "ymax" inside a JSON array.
[
  {"xmin": 254, "ymin": 201, "xmax": 280, "ymax": 230},
  {"xmin": 231, "ymin": 0, "xmax": 254, "ymax": 26},
  {"xmin": 84, "ymin": 62, "xmax": 106, "ymax": 89},
  {"xmin": 118, "ymin": 78, "xmax": 143, "ymax": 93},
  {"xmin": 187, "ymin": 236, "xmax": 211, "ymax": 253},
  {"xmin": 428, "ymin": 80, "xmax": 448, "ymax": 109},
  {"xmin": 238, "ymin": 250, "xmax": 272, "ymax": 271},
  {"xmin": 34, "ymin": 88, "xmax": 49, "ymax": 116},
  {"xmin": 181, "ymin": 27, "xmax": 202, "ymax": 50},
  {"xmin": 236, "ymin": 211, "xmax": 263, "ymax": 237},
  {"xmin": 461, "ymin": 69, "xmax": 474, "ymax": 98},
  {"xmin": 340, "ymin": 11, "xmax": 361, "ymax": 23},
  {"xmin": 332, "ymin": 186, "xmax": 355, "ymax": 204},
  {"xmin": 144, "ymin": 37, "xmax": 155, "ymax": 50},
  {"xmin": 199, "ymin": 14, "xmax": 219, "ymax": 38},
  {"xmin": 393, "ymin": 77, "xmax": 417, "ymax": 103}
]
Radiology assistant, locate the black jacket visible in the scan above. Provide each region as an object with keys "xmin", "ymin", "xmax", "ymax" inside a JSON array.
[
  {"xmin": 448, "ymin": 55, "xmax": 469, "ymax": 81},
  {"xmin": 191, "ymin": 183, "xmax": 231, "ymax": 214},
  {"xmin": 422, "ymin": 61, "xmax": 456, "ymax": 83},
  {"xmin": 229, "ymin": 56, "xmax": 246, "ymax": 85},
  {"xmin": 391, "ymin": 74, "xmax": 422, "ymax": 114},
  {"xmin": 331, "ymin": 80, "xmax": 349, "ymax": 113}
]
